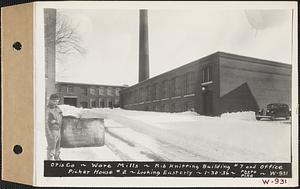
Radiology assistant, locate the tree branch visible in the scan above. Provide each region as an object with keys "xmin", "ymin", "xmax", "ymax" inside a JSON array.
[{"xmin": 55, "ymin": 13, "xmax": 86, "ymax": 57}]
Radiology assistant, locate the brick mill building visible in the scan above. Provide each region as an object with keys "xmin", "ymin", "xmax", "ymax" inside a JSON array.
[
  {"xmin": 57, "ymin": 82, "xmax": 127, "ymax": 108},
  {"xmin": 120, "ymin": 52, "xmax": 292, "ymax": 116},
  {"xmin": 118, "ymin": 10, "xmax": 292, "ymax": 116}
]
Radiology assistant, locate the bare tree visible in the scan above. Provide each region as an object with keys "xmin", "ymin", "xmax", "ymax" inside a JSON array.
[{"xmin": 55, "ymin": 13, "xmax": 86, "ymax": 57}]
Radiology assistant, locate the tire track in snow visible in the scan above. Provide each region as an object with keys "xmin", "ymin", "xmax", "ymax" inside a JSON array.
[
  {"xmin": 104, "ymin": 132, "xmax": 134, "ymax": 161},
  {"xmin": 84, "ymin": 109, "xmax": 282, "ymax": 162},
  {"xmin": 104, "ymin": 118, "xmax": 214, "ymax": 161},
  {"xmin": 105, "ymin": 128, "xmax": 166, "ymax": 161},
  {"xmin": 105, "ymin": 114, "xmax": 266, "ymax": 162},
  {"xmin": 106, "ymin": 129, "xmax": 136, "ymax": 147}
]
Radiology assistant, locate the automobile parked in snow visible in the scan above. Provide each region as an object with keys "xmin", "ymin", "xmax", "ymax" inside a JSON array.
[{"xmin": 256, "ymin": 103, "xmax": 291, "ymax": 120}]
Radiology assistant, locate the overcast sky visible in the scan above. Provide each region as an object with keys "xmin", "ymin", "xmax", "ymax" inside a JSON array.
[{"xmin": 55, "ymin": 9, "xmax": 293, "ymax": 86}]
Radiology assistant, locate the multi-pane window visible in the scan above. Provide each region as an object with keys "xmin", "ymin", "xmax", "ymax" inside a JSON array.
[
  {"xmin": 146, "ymin": 86, "xmax": 151, "ymax": 101},
  {"xmin": 82, "ymin": 87, "xmax": 88, "ymax": 96},
  {"xmin": 170, "ymin": 77, "xmax": 181, "ymax": 96},
  {"xmin": 170, "ymin": 78, "xmax": 176, "ymax": 97},
  {"xmin": 67, "ymin": 86, "xmax": 73, "ymax": 93},
  {"xmin": 126, "ymin": 92, "xmax": 130, "ymax": 104},
  {"xmin": 141, "ymin": 87, "xmax": 146, "ymax": 102},
  {"xmin": 115, "ymin": 88, "xmax": 120, "ymax": 96},
  {"xmin": 161, "ymin": 80, "xmax": 169, "ymax": 98},
  {"xmin": 153, "ymin": 83, "xmax": 159, "ymax": 100},
  {"xmin": 107, "ymin": 99, "xmax": 113, "ymax": 108},
  {"xmin": 99, "ymin": 98, "xmax": 105, "ymax": 108},
  {"xmin": 202, "ymin": 66, "xmax": 212, "ymax": 83},
  {"xmin": 175, "ymin": 77, "xmax": 181, "ymax": 96},
  {"xmin": 170, "ymin": 103, "xmax": 175, "ymax": 113},
  {"xmin": 90, "ymin": 88, "xmax": 96, "ymax": 95},
  {"xmin": 56, "ymin": 85, "xmax": 61, "ymax": 92},
  {"xmin": 138, "ymin": 88, "xmax": 144, "ymax": 102},
  {"xmin": 175, "ymin": 102, "xmax": 181, "ymax": 112},
  {"xmin": 129, "ymin": 91, "xmax": 133, "ymax": 104},
  {"xmin": 99, "ymin": 87, "xmax": 106, "ymax": 96},
  {"xmin": 185, "ymin": 71, "xmax": 195, "ymax": 94},
  {"xmin": 123, "ymin": 92, "xmax": 128, "ymax": 104},
  {"xmin": 90, "ymin": 98, "xmax": 96, "ymax": 108},
  {"xmin": 163, "ymin": 104, "xmax": 169, "ymax": 112},
  {"xmin": 107, "ymin": 87, "xmax": 113, "ymax": 96},
  {"xmin": 134, "ymin": 89, "xmax": 138, "ymax": 103},
  {"xmin": 155, "ymin": 105, "xmax": 160, "ymax": 112}
]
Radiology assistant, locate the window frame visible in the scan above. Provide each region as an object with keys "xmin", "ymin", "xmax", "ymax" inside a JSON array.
[
  {"xmin": 174, "ymin": 76, "xmax": 181, "ymax": 96},
  {"xmin": 202, "ymin": 66, "xmax": 213, "ymax": 83},
  {"xmin": 161, "ymin": 80, "xmax": 169, "ymax": 98},
  {"xmin": 66, "ymin": 85, "xmax": 73, "ymax": 93},
  {"xmin": 185, "ymin": 71, "xmax": 195, "ymax": 94},
  {"xmin": 99, "ymin": 87, "xmax": 106, "ymax": 96},
  {"xmin": 90, "ymin": 88, "xmax": 97, "ymax": 95}
]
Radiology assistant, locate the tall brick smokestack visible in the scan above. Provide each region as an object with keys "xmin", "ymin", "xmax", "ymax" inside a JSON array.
[
  {"xmin": 139, "ymin": 9, "xmax": 149, "ymax": 82},
  {"xmin": 44, "ymin": 9, "xmax": 57, "ymax": 100}
]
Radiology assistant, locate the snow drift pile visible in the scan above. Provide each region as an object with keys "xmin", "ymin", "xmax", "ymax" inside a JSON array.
[
  {"xmin": 58, "ymin": 104, "xmax": 83, "ymax": 118},
  {"xmin": 220, "ymin": 111, "xmax": 256, "ymax": 121}
]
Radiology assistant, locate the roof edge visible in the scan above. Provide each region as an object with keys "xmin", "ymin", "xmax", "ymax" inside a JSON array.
[
  {"xmin": 56, "ymin": 81, "xmax": 127, "ymax": 88},
  {"xmin": 217, "ymin": 51, "xmax": 292, "ymax": 69}
]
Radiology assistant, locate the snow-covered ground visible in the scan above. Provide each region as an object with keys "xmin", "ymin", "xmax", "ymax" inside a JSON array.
[{"xmin": 39, "ymin": 105, "xmax": 291, "ymax": 162}]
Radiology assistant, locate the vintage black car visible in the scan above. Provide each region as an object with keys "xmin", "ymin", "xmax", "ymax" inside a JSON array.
[{"xmin": 256, "ymin": 103, "xmax": 291, "ymax": 120}]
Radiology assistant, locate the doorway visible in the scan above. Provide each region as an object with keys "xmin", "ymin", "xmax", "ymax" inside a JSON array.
[
  {"xmin": 203, "ymin": 90, "xmax": 213, "ymax": 116},
  {"xmin": 64, "ymin": 97, "xmax": 77, "ymax": 107}
]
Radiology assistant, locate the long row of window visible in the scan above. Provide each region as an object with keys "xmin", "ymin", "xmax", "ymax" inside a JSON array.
[
  {"xmin": 126, "ymin": 101, "xmax": 194, "ymax": 113},
  {"xmin": 123, "ymin": 71, "xmax": 196, "ymax": 105},
  {"xmin": 62, "ymin": 85, "xmax": 121, "ymax": 96},
  {"xmin": 80, "ymin": 98, "xmax": 120, "ymax": 108}
]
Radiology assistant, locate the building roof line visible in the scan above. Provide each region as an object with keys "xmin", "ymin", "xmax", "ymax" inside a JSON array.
[
  {"xmin": 56, "ymin": 81, "xmax": 127, "ymax": 88},
  {"xmin": 123, "ymin": 52, "xmax": 220, "ymax": 90},
  {"xmin": 217, "ymin": 51, "xmax": 292, "ymax": 69},
  {"xmin": 121, "ymin": 51, "xmax": 291, "ymax": 92}
]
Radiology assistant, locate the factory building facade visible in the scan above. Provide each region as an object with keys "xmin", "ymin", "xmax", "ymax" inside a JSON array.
[
  {"xmin": 56, "ymin": 82, "xmax": 126, "ymax": 109},
  {"xmin": 120, "ymin": 52, "xmax": 292, "ymax": 116}
]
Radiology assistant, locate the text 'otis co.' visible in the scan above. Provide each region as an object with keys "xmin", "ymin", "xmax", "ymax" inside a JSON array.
[{"xmin": 44, "ymin": 161, "xmax": 291, "ymax": 178}]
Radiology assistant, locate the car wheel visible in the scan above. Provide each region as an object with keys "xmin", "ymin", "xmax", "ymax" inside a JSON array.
[
  {"xmin": 285, "ymin": 117, "xmax": 290, "ymax": 120},
  {"xmin": 256, "ymin": 117, "xmax": 261, "ymax": 120},
  {"xmin": 270, "ymin": 117, "xmax": 275, "ymax": 121}
]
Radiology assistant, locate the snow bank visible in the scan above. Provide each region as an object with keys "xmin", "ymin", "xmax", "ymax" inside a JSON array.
[
  {"xmin": 175, "ymin": 111, "xmax": 200, "ymax": 116},
  {"xmin": 220, "ymin": 111, "xmax": 256, "ymax": 121},
  {"xmin": 58, "ymin": 105, "xmax": 83, "ymax": 118},
  {"xmin": 58, "ymin": 105, "xmax": 108, "ymax": 119}
]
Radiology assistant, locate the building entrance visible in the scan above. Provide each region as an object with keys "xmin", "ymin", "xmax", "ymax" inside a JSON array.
[
  {"xmin": 203, "ymin": 90, "xmax": 213, "ymax": 116},
  {"xmin": 64, "ymin": 97, "xmax": 77, "ymax": 107}
]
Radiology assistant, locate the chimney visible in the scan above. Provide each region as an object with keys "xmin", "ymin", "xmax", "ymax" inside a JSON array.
[{"xmin": 139, "ymin": 9, "xmax": 149, "ymax": 82}]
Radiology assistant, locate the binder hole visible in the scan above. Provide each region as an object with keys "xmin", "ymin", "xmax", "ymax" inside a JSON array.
[
  {"xmin": 13, "ymin": 145, "xmax": 23, "ymax": 155},
  {"xmin": 12, "ymin": 41, "xmax": 22, "ymax": 51}
]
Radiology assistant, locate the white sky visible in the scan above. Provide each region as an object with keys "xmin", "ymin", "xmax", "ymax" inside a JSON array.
[{"xmin": 56, "ymin": 9, "xmax": 293, "ymax": 86}]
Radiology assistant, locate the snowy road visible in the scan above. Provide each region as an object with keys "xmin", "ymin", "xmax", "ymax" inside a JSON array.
[
  {"xmin": 55, "ymin": 106, "xmax": 291, "ymax": 162},
  {"xmin": 104, "ymin": 120, "xmax": 212, "ymax": 161},
  {"xmin": 78, "ymin": 108, "xmax": 291, "ymax": 162}
]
